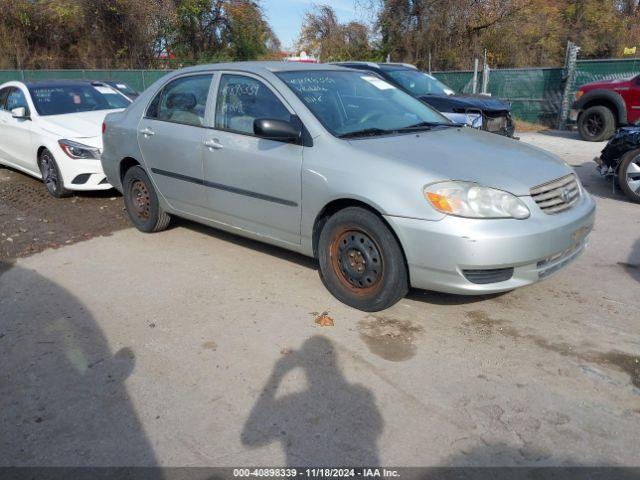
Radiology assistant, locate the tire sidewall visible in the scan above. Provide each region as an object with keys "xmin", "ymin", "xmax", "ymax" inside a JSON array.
[
  {"xmin": 123, "ymin": 166, "xmax": 163, "ymax": 232},
  {"xmin": 578, "ymin": 106, "xmax": 616, "ymax": 142},
  {"xmin": 318, "ymin": 207, "xmax": 408, "ymax": 311},
  {"xmin": 38, "ymin": 149, "xmax": 69, "ymax": 198},
  {"xmin": 618, "ymin": 149, "xmax": 640, "ymax": 203}
]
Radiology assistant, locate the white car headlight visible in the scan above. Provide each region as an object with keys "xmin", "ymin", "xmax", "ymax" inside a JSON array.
[
  {"xmin": 58, "ymin": 139, "xmax": 100, "ymax": 160},
  {"xmin": 424, "ymin": 181, "xmax": 530, "ymax": 219}
]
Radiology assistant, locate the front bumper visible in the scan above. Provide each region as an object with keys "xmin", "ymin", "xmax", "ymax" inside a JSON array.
[
  {"xmin": 569, "ymin": 108, "xmax": 580, "ymax": 123},
  {"xmin": 385, "ymin": 193, "xmax": 596, "ymax": 295}
]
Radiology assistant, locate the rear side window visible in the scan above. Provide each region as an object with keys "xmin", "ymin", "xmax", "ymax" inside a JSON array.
[
  {"xmin": 0, "ymin": 88, "xmax": 9, "ymax": 110},
  {"xmin": 215, "ymin": 75, "xmax": 291, "ymax": 135},
  {"xmin": 146, "ymin": 74, "xmax": 213, "ymax": 127}
]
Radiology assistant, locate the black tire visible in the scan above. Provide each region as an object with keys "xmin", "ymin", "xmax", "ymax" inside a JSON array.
[
  {"xmin": 38, "ymin": 149, "xmax": 71, "ymax": 198},
  {"xmin": 318, "ymin": 207, "xmax": 409, "ymax": 311},
  {"xmin": 122, "ymin": 165, "xmax": 171, "ymax": 232},
  {"xmin": 617, "ymin": 149, "xmax": 640, "ymax": 203},
  {"xmin": 578, "ymin": 105, "xmax": 616, "ymax": 142}
]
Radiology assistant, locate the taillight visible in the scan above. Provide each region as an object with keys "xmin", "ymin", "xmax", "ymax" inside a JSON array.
[{"xmin": 102, "ymin": 122, "xmax": 106, "ymax": 134}]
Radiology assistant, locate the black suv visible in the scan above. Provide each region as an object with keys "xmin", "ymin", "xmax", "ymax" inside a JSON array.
[{"xmin": 333, "ymin": 62, "xmax": 515, "ymax": 137}]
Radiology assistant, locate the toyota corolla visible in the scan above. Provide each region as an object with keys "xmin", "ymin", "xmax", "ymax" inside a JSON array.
[{"xmin": 101, "ymin": 62, "xmax": 595, "ymax": 311}]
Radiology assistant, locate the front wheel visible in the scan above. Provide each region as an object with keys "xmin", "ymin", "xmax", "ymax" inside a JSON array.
[
  {"xmin": 122, "ymin": 166, "xmax": 171, "ymax": 232},
  {"xmin": 578, "ymin": 105, "xmax": 616, "ymax": 142},
  {"xmin": 618, "ymin": 149, "xmax": 640, "ymax": 203},
  {"xmin": 38, "ymin": 149, "xmax": 71, "ymax": 198},
  {"xmin": 318, "ymin": 207, "xmax": 409, "ymax": 311}
]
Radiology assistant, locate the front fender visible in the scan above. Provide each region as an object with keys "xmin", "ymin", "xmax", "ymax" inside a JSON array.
[{"xmin": 574, "ymin": 89, "xmax": 628, "ymax": 125}]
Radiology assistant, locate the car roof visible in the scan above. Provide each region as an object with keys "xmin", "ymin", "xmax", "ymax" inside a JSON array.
[
  {"xmin": 176, "ymin": 61, "xmax": 349, "ymax": 75},
  {"xmin": 23, "ymin": 79, "xmax": 101, "ymax": 89},
  {"xmin": 330, "ymin": 62, "xmax": 419, "ymax": 71}
]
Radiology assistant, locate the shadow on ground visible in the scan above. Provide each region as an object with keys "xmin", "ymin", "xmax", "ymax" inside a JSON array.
[
  {"xmin": 0, "ymin": 263, "xmax": 157, "ymax": 467},
  {"xmin": 241, "ymin": 336, "xmax": 383, "ymax": 466}
]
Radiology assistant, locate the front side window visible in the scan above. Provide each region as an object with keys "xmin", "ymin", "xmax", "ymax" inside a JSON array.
[
  {"xmin": 0, "ymin": 88, "xmax": 10, "ymax": 110},
  {"xmin": 29, "ymin": 84, "xmax": 130, "ymax": 116},
  {"xmin": 383, "ymin": 69, "xmax": 455, "ymax": 96},
  {"xmin": 147, "ymin": 74, "xmax": 213, "ymax": 127},
  {"xmin": 215, "ymin": 75, "xmax": 291, "ymax": 135},
  {"xmin": 6, "ymin": 88, "xmax": 29, "ymax": 112},
  {"xmin": 277, "ymin": 70, "xmax": 450, "ymax": 137}
]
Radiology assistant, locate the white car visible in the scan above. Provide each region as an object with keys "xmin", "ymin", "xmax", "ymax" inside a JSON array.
[{"xmin": 0, "ymin": 80, "xmax": 131, "ymax": 197}]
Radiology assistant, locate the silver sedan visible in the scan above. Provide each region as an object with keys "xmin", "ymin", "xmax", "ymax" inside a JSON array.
[{"xmin": 101, "ymin": 62, "xmax": 595, "ymax": 311}]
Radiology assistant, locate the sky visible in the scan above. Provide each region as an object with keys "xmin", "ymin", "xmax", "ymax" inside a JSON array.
[{"xmin": 261, "ymin": 0, "xmax": 364, "ymax": 51}]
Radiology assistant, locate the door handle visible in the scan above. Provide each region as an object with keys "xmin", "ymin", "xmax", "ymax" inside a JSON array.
[
  {"xmin": 139, "ymin": 127, "xmax": 155, "ymax": 136},
  {"xmin": 203, "ymin": 139, "xmax": 223, "ymax": 150}
]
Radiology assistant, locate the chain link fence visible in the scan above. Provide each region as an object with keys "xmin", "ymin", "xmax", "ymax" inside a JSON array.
[
  {"xmin": 432, "ymin": 58, "xmax": 639, "ymax": 126},
  {"xmin": 1, "ymin": 58, "xmax": 639, "ymax": 127}
]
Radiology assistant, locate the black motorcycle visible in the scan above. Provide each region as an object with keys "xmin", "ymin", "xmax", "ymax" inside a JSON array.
[{"xmin": 596, "ymin": 125, "xmax": 640, "ymax": 203}]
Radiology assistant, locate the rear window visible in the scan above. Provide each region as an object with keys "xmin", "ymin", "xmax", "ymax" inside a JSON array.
[{"xmin": 29, "ymin": 84, "xmax": 131, "ymax": 116}]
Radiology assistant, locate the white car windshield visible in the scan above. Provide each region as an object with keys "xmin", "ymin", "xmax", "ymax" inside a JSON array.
[
  {"xmin": 383, "ymin": 69, "xmax": 455, "ymax": 96},
  {"xmin": 29, "ymin": 84, "xmax": 131, "ymax": 116},
  {"xmin": 278, "ymin": 70, "xmax": 452, "ymax": 138}
]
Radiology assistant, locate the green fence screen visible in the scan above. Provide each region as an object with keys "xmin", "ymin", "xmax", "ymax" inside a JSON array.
[
  {"xmin": 1, "ymin": 59, "xmax": 639, "ymax": 126},
  {"xmin": 433, "ymin": 58, "xmax": 640, "ymax": 125}
]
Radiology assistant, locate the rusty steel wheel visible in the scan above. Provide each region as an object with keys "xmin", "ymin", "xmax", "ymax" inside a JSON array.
[
  {"xmin": 130, "ymin": 180, "xmax": 151, "ymax": 221},
  {"xmin": 319, "ymin": 206, "xmax": 409, "ymax": 312},
  {"xmin": 329, "ymin": 228, "xmax": 384, "ymax": 296},
  {"xmin": 123, "ymin": 165, "xmax": 171, "ymax": 233}
]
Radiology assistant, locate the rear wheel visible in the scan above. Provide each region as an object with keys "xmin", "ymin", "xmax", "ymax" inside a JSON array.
[
  {"xmin": 578, "ymin": 105, "xmax": 616, "ymax": 142},
  {"xmin": 618, "ymin": 149, "xmax": 640, "ymax": 203},
  {"xmin": 38, "ymin": 149, "xmax": 71, "ymax": 198},
  {"xmin": 122, "ymin": 165, "xmax": 171, "ymax": 232},
  {"xmin": 318, "ymin": 207, "xmax": 408, "ymax": 311}
]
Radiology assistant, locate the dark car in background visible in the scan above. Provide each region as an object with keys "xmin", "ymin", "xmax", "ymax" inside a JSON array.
[
  {"xmin": 332, "ymin": 62, "xmax": 516, "ymax": 137},
  {"xmin": 596, "ymin": 123, "xmax": 640, "ymax": 202},
  {"xmin": 98, "ymin": 81, "xmax": 140, "ymax": 100}
]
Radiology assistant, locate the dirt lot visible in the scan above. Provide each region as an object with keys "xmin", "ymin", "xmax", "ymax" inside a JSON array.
[
  {"xmin": 1, "ymin": 131, "xmax": 639, "ymax": 468},
  {"xmin": 0, "ymin": 167, "xmax": 128, "ymax": 259}
]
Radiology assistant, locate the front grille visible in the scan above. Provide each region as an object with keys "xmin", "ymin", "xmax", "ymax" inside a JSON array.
[
  {"xmin": 530, "ymin": 174, "xmax": 581, "ymax": 214},
  {"xmin": 463, "ymin": 267, "xmax": 514, "ymax": 284}
]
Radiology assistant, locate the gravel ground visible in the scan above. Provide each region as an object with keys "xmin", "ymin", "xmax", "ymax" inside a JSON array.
[{"xmin": 1, "ymin": 131, "xmax": 639, "ymax": 468}]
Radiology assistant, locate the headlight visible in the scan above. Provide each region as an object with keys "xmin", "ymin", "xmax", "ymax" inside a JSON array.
[
  {"xmin": 58, "ymin": 139, "xmax": 100, "ymax": 159},
  {"xmin": 424, "ymin": 181, "xmax": 530, "ymax": 219}
]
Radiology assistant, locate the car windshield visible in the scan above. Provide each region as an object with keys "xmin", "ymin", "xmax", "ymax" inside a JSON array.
[
  {"xmin": 110, "ymin": 83, "xmax": 138, "ymax": 96},
  {"xmin": 277, "ymin": 70, "xmax": 452, "ymax": 138},
  {"xmin": 29, "ymin": 84, "xmax": 131, "ymax": 116},
  {"xmin": 383, "ymin": 69, "xmax": 455, "ymax": 96}
]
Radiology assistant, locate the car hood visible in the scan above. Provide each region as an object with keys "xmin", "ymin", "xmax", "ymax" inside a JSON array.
[
  {"xmin": 346, "ymin": 127, "xmax": 572, "ymax": 196},
  {"xmin": 582, "ymin": 77, "xmax": 634, "ymax": 90},
  {"xmin": 38, "ymin": 110, "xmax": 123, "ymax": 143},
  {"xmin": 419, "ymin": 94, "xmax": 510, "ymax": 113}
]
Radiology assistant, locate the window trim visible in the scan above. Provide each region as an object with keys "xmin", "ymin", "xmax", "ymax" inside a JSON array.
[
  {"xmin": 143, "ymin": 72, "xmax": 216, "ymax": 129},
  {"xmin": 211, "ymin": 71, "xmax": 299, "ymax": 141}
]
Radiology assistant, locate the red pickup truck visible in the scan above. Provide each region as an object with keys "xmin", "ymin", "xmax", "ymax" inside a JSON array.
[{"xmin": 570, "ymin": 74, "xmax": 640, "ymax": 141}]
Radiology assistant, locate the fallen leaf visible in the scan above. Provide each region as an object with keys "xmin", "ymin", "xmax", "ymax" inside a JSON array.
[{"xmin": 314, "ymin": 311, "xmax": 334, "ymax": 327}]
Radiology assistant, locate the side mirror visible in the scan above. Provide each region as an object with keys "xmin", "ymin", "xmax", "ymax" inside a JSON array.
[
  {"xmin": 253, "ymin": 118, "xmax": 301, "ymax": 143},
  {"xmin": 11, "ymin": 107, "xmax": 29, "ymax": 119}
]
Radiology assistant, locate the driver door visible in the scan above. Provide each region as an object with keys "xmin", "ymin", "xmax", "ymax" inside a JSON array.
[
  {"xmin": 0, "ymin": 87, "xmax": 34, "ymax": 171},
  {"xmin": 202, "ymin": 73, "xmax": 303, "ymax": 245}
]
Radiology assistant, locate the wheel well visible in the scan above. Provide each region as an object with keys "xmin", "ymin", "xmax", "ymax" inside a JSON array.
[
  {"xmin": 311, "ymin": 199, "xmax": 409, "ymax": 281},
  {"xmin": 36, "ymin": 146, "xmax": 47, "ymax": 161},
  {"xmin": 119, "ymin": 157, "xmax": 140, "ymax": 182},
  {"xmin": 581, "ymin": 99, "xmax": 619, "ymax": 125}
]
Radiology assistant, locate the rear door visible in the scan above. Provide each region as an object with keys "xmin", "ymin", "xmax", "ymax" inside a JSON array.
[
  {"xmin": 137, "ymin": 73, "xmax": 214, "ymax": 216},
  {"xmin": 0, "ymin": 86, "xmax": 34, "ymax": 171},
  {"xmin": 203, "ymin": 73, "xmax": 303, "ymax": 245}
]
